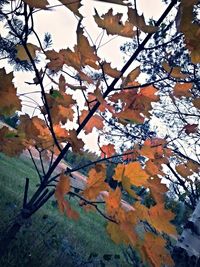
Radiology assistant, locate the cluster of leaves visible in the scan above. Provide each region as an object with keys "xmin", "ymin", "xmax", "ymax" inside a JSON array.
[
  {"xmin": 120, "ymin": 0, "xmax": 200, "ymax": 211},
  {"xmin": 0, "ymin": 0, "xmax": 200, "ymax": 266}
]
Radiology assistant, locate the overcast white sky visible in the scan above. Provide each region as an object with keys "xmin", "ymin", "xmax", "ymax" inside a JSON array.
[{"xmin": 0, "ymin": 0, "xmax": 167, "ymax": 152}]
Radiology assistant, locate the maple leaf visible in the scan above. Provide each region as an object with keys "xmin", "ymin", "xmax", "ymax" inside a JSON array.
[
  {"xmin": 141, "ymin": 232, "xmax": 174, "ymax": 267},
  {"xmin": 179, "ymin": 1, "xmax": 200, "ymax": 63},
  {"xmin": 94, "ymin": 9, "xmax": 136, "ymax": 38},
  {"xmin": 58, "ymin": 0, "xmax": 83, "ymax": 18},
  {"xmin": 123, "ymin": 66, "xmax": 140, "ymax": 87},
  {"xmin": 173, "ymin": 83, "xmax": 192, "ymax": 98},
  {"xmin": 107, "ymin": 222, "xmax": 129, "ymax": 245},
  {"xmin": 140, "ymin": 138, "xmax": 169, "ymax": 160},
  {"xmin": 124, "ymin": 161, "xmax": 149, "ymax": 187},
  {"xmin": 128, "ymin": 8, "xmax": 159, "ymax": 33},
  {"xmin": 22, "ymin": 0, "xmax": 49, "ymax": 8},
  {"xmin": 77, "ymin": 25, "xmax": 100, "ymax": 69},
  {"xmin": 114, "ymin": 161, "xmax": 149, "ymax": 189},
  {"xmin": 147, "ymin": 177, "xmax": 168, "ymax": 204},
  {"xmin": 112, "ymin": 86, "xmax": 159, "ymax": 124},
  {"xmin": 79, "ymin": 110, "xmax": 104, "ymax": 134},
  {"xmin": 105, "ymin": 187, "xmax": 121, "ymax": 216},
  {"xmin": 58, "ymin": 74, "xmax": 66, "ymax": 92},
  {"xmin": 0, "ymin": 126, "xmax": 25, "ymax": 156},
  {"xmin": 184, "ymin": 124, "xmax": 198, "ymax": 135},
  {"xmin": 16, "ymin": 43, "xmax": 40, "ymax": 61},
  {"xmin": 193, "ymin": 98, "xmax": 200, "ymax": 109},
  {"xmin": 148, "ymin": 204, "xmax": 177, "ymax": 235},
  {"xmin": 66, "ymin": 130, "xmax": 84, "ymax": 153},
  {"xmin": 82, "ymin": 164, "xmax": 108, "ymax": 200},
  {"xmin": 45, "ymin": 50, "xmax": 65, "ymax": 71},
  {"xmin": 55, "ymin": 173, "xmax": 71, "ymax": 213},
  {"xmin": 43, "ymin": 88, "xmax": 75, "ymax": 125},
  {"xmin": 175, "ymin": 163, "xmax": 193, "ymax": 178},
  {"xmin": 162, "ymin": 62, "xmax": 189, "ymax": 79},
  {"xmin": 145, "ymin": 160, "xmax": 164, "ymax": 177},
  {"xmin": 101, "ymin": 144, "xmax": 115, "ymax": 158},
  {"xmin": 113, "ymin": 163, "xmax": 125, "ymax": 182},
  {"xmin": 0, "ymin": 68, "xmax": 21, "ymax": 116},
  {"xmin": 62, "ymin": 200, "xmax": 80, "ymax": 220},
  {"xmin": 101, "ymin": 62, "xmax": 121, "ymax": 78}
]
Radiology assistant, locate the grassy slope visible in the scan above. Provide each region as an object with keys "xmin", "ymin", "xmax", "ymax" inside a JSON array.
[{"xmin": 0, "ymin": 153, "xmax": 129, "ymax": 267}]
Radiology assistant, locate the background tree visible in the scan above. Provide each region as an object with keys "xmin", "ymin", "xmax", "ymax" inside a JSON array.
[{"xmin": 0, "ymin": 0, "xmax": 200, "ymax": 266}]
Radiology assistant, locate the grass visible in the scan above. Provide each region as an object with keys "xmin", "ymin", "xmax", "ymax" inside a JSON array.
[{"xmin": 0, "ymin": 153, "xmax": 130, "ymax": 267}]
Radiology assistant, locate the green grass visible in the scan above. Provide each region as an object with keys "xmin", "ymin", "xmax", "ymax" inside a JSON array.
[{"xmin": 0, "ymin": 153, "xmax": 130, "ymax": 267}]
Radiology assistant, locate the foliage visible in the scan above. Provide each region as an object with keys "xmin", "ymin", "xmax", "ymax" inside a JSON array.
[{"xmin": 0, "ymin": 0, "xmax": 200, "ymax": 266}]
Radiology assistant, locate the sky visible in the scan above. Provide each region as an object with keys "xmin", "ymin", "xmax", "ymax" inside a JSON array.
[{"xmin": 0, "ymin": 0, "xmax": 167, "ymax": 152}]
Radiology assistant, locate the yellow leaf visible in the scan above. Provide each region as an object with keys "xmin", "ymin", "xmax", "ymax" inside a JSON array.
[
  {"xmin": 113, "ymin": 163, "xmax": 125, "ymax": 182},
  {"xmin": 16, "ymin": 43, "xmax": 40, "ymax": 61},
  {"xmin": 23, "ymin": 0, "xmax": 49, "ymax": 8},
  {"xmin": 148, "ymin": 204, "xmax": 177, "ymax": 235},
  {"xmin": 83, "ymin": 164, "xmax": 108, "ymax": 200},
  {"xmin": 124, "ymin": 162, "xmax": 149, "ymax": 187},
  {"xmin": 107, "ymin": 222, "xmax": 129, "ymax": 245}
]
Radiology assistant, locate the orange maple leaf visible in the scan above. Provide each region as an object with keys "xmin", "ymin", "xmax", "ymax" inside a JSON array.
[
  {"xmin": 141, "ymin": 232, "xmax": 174, "ymax": 267},
  {"xmin": 101, "ymin": 144, "xmax": 116, "ymax": 158},
  {"xmin": 82, "ymin": 164, "xmax": 108, "ymax": 200},
  {"xmin": 55, "ymin": 173, "xmax": 71, "ymax": 213},
  {"xmin": 79, "ymin": 110, "xmax": 104, "ymax": 134}
]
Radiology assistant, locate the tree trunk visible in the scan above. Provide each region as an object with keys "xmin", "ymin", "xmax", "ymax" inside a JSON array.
[
  {"xmin": 172, "ymin": 199, "xmax": 200, "ymax": 267},
  {"xmin": 0, "ymin": 211, "xmax": 29, "ymax": 258}
]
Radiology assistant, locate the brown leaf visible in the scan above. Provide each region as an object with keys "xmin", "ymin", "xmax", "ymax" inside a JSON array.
[
  {"xmin": 128, "ymin": 8, "xmax": 158, "ymax": 33},
  {"xmin": 0, "ymin": 126, "xmax": 25, "ymax": 156},
  {"xmin": 79, "ymin": 110, "xmax": 104, "ymax": 134},
  {"xmin": 0, "ymin": 68, "xmax": 21, "ymax": 116},
  {"xmin": 22, "ymin": 0, "xmax": 49, "ymax": 8},
  {"xmin": 94, "ymin": 8, "xmax": 136, "ymax": 38},
  {"xmin": 66, "ymin": 130, "xmax": 84, "ymax": 153},
  {"xmin": 184, "ymin": 124, "xmax": 198, "ymax": 135},
  {"xmin": 55, "ymin": 173, "xmax": 71, "ymax": 213},
  {"xmin": 16, "ymin": 43, "xmax": 40, "ymax": 61},
  {"xmin": 173, "ymin": 83, "xmax": 192, "ymax": 98},
  {"xmin": 58, "ymin": 0, "xmax": 83, "ymax": 18},
  {"xmin": 193, "ymin": 98, "xmax": 200, "ymax": 109},
  {"xmin": 162, "ymin": 62, "xmax": 189, "ymax": 79},
  {"xmin": 101, "ymin": 62, "xmax": 121, "ymax": 78}
]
